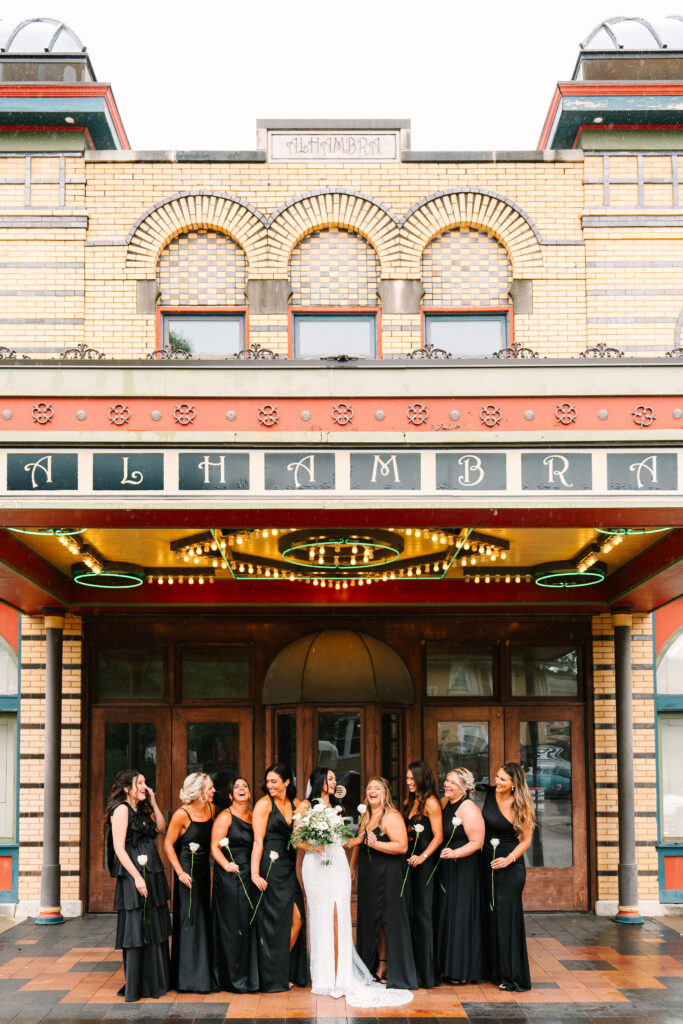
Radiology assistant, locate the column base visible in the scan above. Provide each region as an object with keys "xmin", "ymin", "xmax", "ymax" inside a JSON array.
[
  {"xmin": 614, "ymin": 909, "xmax": 644, "ymax": 926},
  {"xmin": 35, "ymin": 909, "xmax": 64, "ymax": 926}
]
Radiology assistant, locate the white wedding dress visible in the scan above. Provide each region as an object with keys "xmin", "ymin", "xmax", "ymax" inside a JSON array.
[{"xmin": 302, "ymin": 839, "xmax": 413, "ymax": 1007}]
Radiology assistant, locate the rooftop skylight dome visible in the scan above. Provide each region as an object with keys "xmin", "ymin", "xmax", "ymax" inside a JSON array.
[
  {"xmin": 581, "ymin": 15, "xmax": 683, "ymax": 51},
  {"xmin": 0, "ymin": 17, "xmax": 85, "ymax": 53}
]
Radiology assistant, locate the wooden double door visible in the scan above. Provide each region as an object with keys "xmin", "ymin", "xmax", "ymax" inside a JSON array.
[
  {"xmin": 87, "ymin": 706, "xmax": 252, "ymax": 912},
  {"xmin": 424, "ymin": 704, "xmax": 588, "ymax": 911}
]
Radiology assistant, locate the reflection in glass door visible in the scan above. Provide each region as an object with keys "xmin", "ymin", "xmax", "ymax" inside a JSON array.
[
  {"xmin": 172, "ymin": 708, "xmax": 252, "ymax": 814},
  {"xmin": 425, "ymin": 706, "xmax": 504, "ymax": 810},
  {"xmin": 317, "ymin": 711, "xmax": 362, "ymax": 823}
]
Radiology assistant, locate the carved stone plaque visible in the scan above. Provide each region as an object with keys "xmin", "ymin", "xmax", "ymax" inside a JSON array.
[{"xmin": 268, "ymin": 131, "xmax": 399, "ymax": 162}]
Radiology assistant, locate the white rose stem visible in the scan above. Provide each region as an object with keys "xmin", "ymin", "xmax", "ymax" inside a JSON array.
[
  {"xmin": 219, "ymin": 838, "xmax": 253, "ymax": 909},
  {"xmin": 400, "ymin": 825, "xmax": 422, "ymax": 898},
  {"xmin": 490, "ymin": 838, "xmax": 500, "ymax": 908},
  {"xmin": 136, "ymin": 855, "xmax": 148, "ymax": 922},
  {"xmin": 187, "ymin": 842, "xmax": 199, "ymax": 921},
  {"xmin": 426, "ymin": 817, "xmax": 461, "ymax": 887},
  {"xmin": 249, "ymin": 850, "xmax": 278, "ymax": 925}
]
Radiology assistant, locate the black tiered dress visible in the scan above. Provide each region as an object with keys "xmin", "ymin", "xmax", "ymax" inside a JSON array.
[
  {"xmin": 481, "ymin": 788, "xmax": 531, "ymax": 991},
  {"xmin": 405, "ymin": 810, "xmax": 439, "ymax": 988},
  {"xmin": 170, "ymin": 809, "xmax": 214, "ymax": 993},
  {"xmin": 212, "ymin": 813, "xmax": 259, "ymax": 993},
  {"xmin": 356, "ymin": 827, "xmax": 419, "ymax": 990},
  {"xmin": 435, "ymin": 795, "xmax": 484, "ymax": 983},
  {"xmin": 255, "ymin": 796, "xmax": 307, "ymax": 992},
  {"xmin": 108, "ymin": 802, "xmax": 171, "ymax": 1002}
]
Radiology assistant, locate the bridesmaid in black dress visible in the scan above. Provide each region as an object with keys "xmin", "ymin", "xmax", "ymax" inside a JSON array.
[
  {"xmin": 250, "ymin": 762, "xmax": 307, "ymax": 992},
  {"xmin": 210, "ymin": 776, "xmax": 258, "ymax": 993},
  {"xmin": 350, "ymin": 776, "xmax": 418, "ymax": 990},
  {"xmin": 435, "ymin": 768, "xmax": 485, "ymax": 984},
  {"xmin": 403, "ymin": 761, "xmax": 443, "ymax": 988},
  {"xmin": 106, "ymin": 769, "xmax": 171, "ymax": 1002},
  {"xmin": 482, "ymin": 762, "xmax": 535, "ymax": 991},
  {"xmin": 165, "ymin": 772, "xmax": 216, "ymax": 993}
]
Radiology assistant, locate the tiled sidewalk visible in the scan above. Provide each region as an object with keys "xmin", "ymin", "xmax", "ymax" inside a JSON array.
[{"xmin": 0, "ymin": 912, "xmax": 682, "ymax": 1023}]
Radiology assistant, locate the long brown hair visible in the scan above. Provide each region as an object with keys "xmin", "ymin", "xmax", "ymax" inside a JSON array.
[
  {"xmin": 103, "ymin": 768, "xmax": 150, "ymax": 830},
  {"xmin": 403, "ymin": 760, "xmax": 438, "ymax": 819},
  {"xmin": 501, "ymin": 762, "xmax": 536, "ymax": 838}
]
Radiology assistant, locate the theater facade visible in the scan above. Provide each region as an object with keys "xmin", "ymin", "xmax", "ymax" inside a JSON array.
[{"xmin": 0, "ymin": 16, "xmax": 682, "ymax": 923}]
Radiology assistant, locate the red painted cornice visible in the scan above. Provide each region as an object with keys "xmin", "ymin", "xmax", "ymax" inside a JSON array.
[{"xmin": 0, "ymin": 83, "xmax": 130, "ymax": 149}]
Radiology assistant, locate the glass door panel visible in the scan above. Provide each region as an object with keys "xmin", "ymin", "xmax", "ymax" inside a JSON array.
[
  {"xmin": 171, "ymin": 708, "xmax": 253, "ymax": 814},
  {"xmin": 505, "ymin": 706, "xmax": 587, "ymax": 910},
  {"xmin": 423, "ymin": 706, "xmax": 504, "ymax": 808},
  {"xmin": 88, "ymin": 708, "xmax": 171, "ymax": 912},
  {"xmin": 317, "ymin": 710, "xmax": 362, "ymax": 823}
]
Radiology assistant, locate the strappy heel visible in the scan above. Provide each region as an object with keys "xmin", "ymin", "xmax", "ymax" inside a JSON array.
[{"xmin": 374, "ymin": 958, "xmax": 388, "ymax": 983}]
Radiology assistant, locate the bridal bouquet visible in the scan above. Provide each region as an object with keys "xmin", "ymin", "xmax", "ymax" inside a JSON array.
[{"xmin": 290, "ymin": 801, "xmax": 354, "ymax": 865}]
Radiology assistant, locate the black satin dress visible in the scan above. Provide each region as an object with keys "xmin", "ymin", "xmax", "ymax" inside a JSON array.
[
  {"xmin": 435, "ymin": 795, "xmax": 484, "ymax": 983},
  {"xmin": 255, "ymin": 797, "xmax": 307, "ymax": 992},
  {"xmin": 356, "ymin": 826, "xmax": 419, "ymax": 990},
  {"xmin": 170, "ymin": 809, "xmax": 214, "ymax": 993},
  {"xmin": 482, "ymin": 788, "xmax": 531, "ymax": 991},
  {"xmin": 212, "ymin": 813, "xmax": 259, "ymax": 993},
  {"xmin": 405, "ymin": 810, "xmax": 438, "ymax": 987},
  {"xmin": 108, "ymin": 802, "xmax": 171, "ymax": 1002}
]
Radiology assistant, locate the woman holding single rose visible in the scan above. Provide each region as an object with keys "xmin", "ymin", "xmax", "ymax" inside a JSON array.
[
  {"xmin": 165, "ymin": 772, "xmax": 215, "ymax": 993},
  {"xmin": 482, "ymin": 763, "xmax": 535, "ymax": 991},
  {"xmin": 106, "ymin": 769, "xmax": 171, "ymax": 1002},
  {"xmin": 435, "ymin": 768, "xmax": 485, "ymax": 985},
  {"xmin": 403, "ymin": 761, "xmax": 443, "ymax": 988},
  {"xmin": 210, "ymin": 777, "xmax": 258, "ymax": 993}
]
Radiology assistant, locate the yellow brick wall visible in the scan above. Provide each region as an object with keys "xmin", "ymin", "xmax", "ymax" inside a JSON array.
[
  {"xmin": 18, "ymin": 613, "xmax": 83, "ymax": 906},
  {"xmin": 592, "ymin": 612, "xmax": 658, "ymax": 904}
]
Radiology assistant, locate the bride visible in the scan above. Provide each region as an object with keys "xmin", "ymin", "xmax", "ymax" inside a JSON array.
[{"xmin": 294, "ymin": 767, "xmax": 412, "ymax": 1008}]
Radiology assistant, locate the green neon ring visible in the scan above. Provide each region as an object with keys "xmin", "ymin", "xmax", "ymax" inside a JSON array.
[
  {"xmin": 595, "ymin": 527, "xmax": 669, "ymax": 536},
  {"xmin": 535, "ymin": 568, "xmax": 605, "ymax": 588},
  {"xmin": 8, "ymin": 527, "xmax": 86, "ymax": 536},
  {"xmin": 73, "ymin": 569, "xmax": 144, "ymax": 589}
]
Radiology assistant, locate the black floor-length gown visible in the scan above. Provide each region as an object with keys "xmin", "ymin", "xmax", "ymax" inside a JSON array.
[
  {"xmin": 356, "ymin": 827, "xmax": 419, "ymax": 990},
  {"xmin": 481, "ymin": 788, "xmax": 531, "ymax": 990},
  {"xmin": 108, "ymin": 802, "xmax": 171, "ymax": 1002},
  {"xmin": 435, "ymin": 795, "xmax": 484, "ymax": 982},
  {"xmin": 170, "ymin": 810, "xmax": 214, "ymax": 992},
  {"xmin": 405, "ymin": 810, "xmax": 439, "ymax": 987},
  {"xmin": 212, "ymin": 814, "xmax": 259, "ymax": 993},
  {"xmin": 255, "ymin": 796, "xmax": 307, "ymax": 992}
]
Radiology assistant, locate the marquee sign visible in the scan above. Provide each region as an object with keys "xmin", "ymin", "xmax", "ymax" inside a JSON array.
[{"xmin": 0, "ymin": 447, "xmax": 680, "ymax": 500}]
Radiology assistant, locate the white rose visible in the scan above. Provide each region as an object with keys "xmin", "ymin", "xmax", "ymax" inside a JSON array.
[
  {"xmin": 452, "ymin": 816, "xmax": 462, "ymax": 829},
  {"xmin": 414, "ymin": 823, "xmax": 425, "ymax": 834},
  {"xmin": 136, "ymin": 854, "xmax": 148, "ymax": 866},
  {"xmin": 269, "ymin": 850, "xmax": 279, "ymax": 861},
  {"xmin": 189, "ymin": 842, "xmax": 200, "ymax": 853},
  {"xmin": 219, "ymin": 837, "xmax": 229, "ymax": 848},
  {"xmin": 357, "ymin": 804, "xmax": 367, "ymax": 815},
  {"xmin": 491, "ymin": 838, "xmax": 500, "ymax": 850}
]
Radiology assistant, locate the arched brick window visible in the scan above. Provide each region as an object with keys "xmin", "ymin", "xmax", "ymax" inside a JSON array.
[
  {"xmin": 290, "ymin": 228, "xmax": 379, "ymax": 307},
  {"xmin": 421, "ymin": 226, "xmax": 511, "ymax": 307}
]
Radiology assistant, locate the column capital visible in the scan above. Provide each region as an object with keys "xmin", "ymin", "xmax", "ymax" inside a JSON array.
[
  {"xmin": 43, "ymin": 610, "xmax": 66, "ymax": 631},
  {"xmin": 611, "ymin": 608, "xmax": 633, "ymax": 628}
]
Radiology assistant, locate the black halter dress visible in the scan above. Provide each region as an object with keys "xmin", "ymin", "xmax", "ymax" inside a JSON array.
[
  {"xmin": 108, "ymin": 801, "xmax": 171, "ymax": 1002},
  {"xmin": 404, "ymin": 809, "xmax": 439, "ymax": 987},
  {"xmin": 481, "ymin": 787, "xmax": 531, "ymax": 990},
  {"xmin": 170, "ymin": 807, "xmax": 214, "ymax": 993},
  {"xmin": 435, "ymin": 795, "xmax": 484, "ymax": 982},
  {"xmin": 212, "ymin": 813, "xmax": 259, "ymax": 993},
  {"xmin": 255, "ymin": 796, "xmax": 307, "ymax": 992},
  {"xmin": 356, "ymin": 825, "xmax": 419, "ymax": 990}
]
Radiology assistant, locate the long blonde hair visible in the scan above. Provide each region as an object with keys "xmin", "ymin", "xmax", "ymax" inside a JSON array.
[
  {"xmin": 502, "ymin": 762, "xmax": 536, "ymax": 837},
  {"xmin": 365, "ymin": 776, "xmax": 395, "ymax": 833}
]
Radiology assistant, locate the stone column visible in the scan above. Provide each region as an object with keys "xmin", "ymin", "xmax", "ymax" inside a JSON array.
[
  {"xmin": 612, "ymin": 608, "xmax": 643, "ymax": 925},
  {"xmin": 36, "ymin": 611, "xmax": 65, "ymax": 925}
]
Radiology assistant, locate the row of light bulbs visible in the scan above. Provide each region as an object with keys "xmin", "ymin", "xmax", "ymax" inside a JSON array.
[
  {"xmin": 465, "ymin": 574, "xmax": 532, "ymax": 584},
  {"xmin": 58, "ymin": 534, "xmax": 103, "ymax": 574},
  {"xmin": 577, "ymin": 533, "xmax": 624, "ymax": 573},
  {"xmin": 147, "ymin": 575, "xmax": 216, "ymax": 585}
]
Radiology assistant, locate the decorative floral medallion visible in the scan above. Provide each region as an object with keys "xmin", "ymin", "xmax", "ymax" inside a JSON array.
[
  {"xmin": 480, "ymin": 404, "xmax": 502, "ymax": 428},
  {"xmin": 598, "ymin": 409, "xmax": 609, "ymax": 420},
  {"xmin": 633, "ymin": 405, "xmax": 655, "ymax": 427},
  {"xmin": 524, "ymin": 410, "xmax": 535, "ymax": 421},
  {"xmin": 449, "ymin": 409, "xmax": 460, "ymax": 421},
  {"xmin": 109, "ymin": 404, "xmax": 130, "ymax": 426},
  {"xmin": 555, "ymin": 402, "xmax": 577, "ymax": 425},
  {"xmin": 332, "ymin": 403, "xmax": 353, "ymax": 426},
  {"xmin": 32, "ymin": 402, "xmax": 53, "ymax": 424},
  {"xmin": 375, "ymin": 410, "xmax": 385, "ymax": 421},
  {"xmin": 300, "ymin": 410, "xmax": 311, "ymax": 422},
  {"xmin": 151, "ymin": 410, "xmax": 162, "ymax": 422},
  {"xmin": 225, "ymin": 410, "xmax": 237, "ymax": 422},
  {"xmin": 174, "ymin": 403, "xmax": 196, "ymax": 426},
  {"xmin": 673, "ymin": 408, "xmax": 683, "ymax": 420},
  {"xmin": 2, "ymin": 409, "xmax": 12, "ymax": 421},
  {"xmin": 407, "ymin": 403, "xmax": 429, "ymax": 425},
  {"xmin": 75, "ymin": 410, "xmax": 87, "ymax": 421},
  {"xmin": 258, "ymin": 404, "xmax": 279, "ymax": 427}
]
